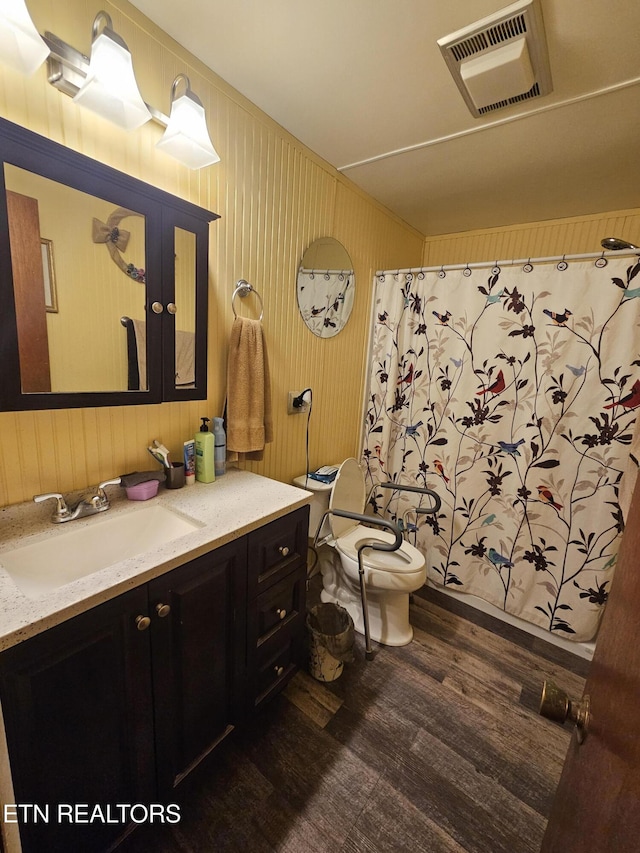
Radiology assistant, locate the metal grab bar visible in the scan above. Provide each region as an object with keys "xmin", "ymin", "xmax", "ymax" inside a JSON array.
[
  {"xmin": 372, "ymin": 482, "xmax": 442, "ymax": 515},
  {"xmin": 313, "ymin": 508, "xmax": 403, "ymax": 660}
]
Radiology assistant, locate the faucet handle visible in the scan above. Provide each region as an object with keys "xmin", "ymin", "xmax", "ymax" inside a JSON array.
[
  {"xmin": 92, "ymin": 477, "xmax": 122, "ymax": 507},
  {"xmin": 33, "ymin": 492, "xmax": 71, "ymax": 522}
]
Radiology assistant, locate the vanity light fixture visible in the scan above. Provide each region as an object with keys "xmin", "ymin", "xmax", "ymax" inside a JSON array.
[
  {"xmin": 0, "ymin": 0, "xmax": 49, "ymax": 76},
  {"xmin": 32, "ymin": 11, "xmax": 220, "ymax": 169},
  {"xmin": 71, "ymin": 11, "xmax": 151, "ymax": 131},
  {"xmin": 155, "ymin": 74, "xmax": 220, "ymax": 169}
]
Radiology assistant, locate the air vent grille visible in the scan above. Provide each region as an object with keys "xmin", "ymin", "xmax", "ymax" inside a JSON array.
[
  {"xmin": 477, "ymin": 81, "xmax": 540, "ymax": 115},
  {"xmin": 486, "ymin": 13, "xmax": 527, "ymax": 46},
  {"xmin": 438, "ymin": 0, "xmax": 552, "ymax": 117},
  {"xmin": 450, "ymin": 34, "xmax": 489, "ymax": 62},
  {"xmin": 451, "ymin": 14, "xmax": 527, "ymax": 61}
]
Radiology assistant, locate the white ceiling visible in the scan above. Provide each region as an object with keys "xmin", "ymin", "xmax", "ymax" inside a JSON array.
[{"xmin": 128, "ymin": 0, "xmax": 640, "ymax": 237}]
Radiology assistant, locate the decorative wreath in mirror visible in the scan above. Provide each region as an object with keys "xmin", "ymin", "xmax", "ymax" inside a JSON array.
[{"xmin": 92, "ymin": 207, "xmax": 146, "ymax": 284}]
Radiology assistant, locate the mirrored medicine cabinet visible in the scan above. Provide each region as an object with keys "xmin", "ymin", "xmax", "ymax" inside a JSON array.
[{"xmin": 0, "ymin": 116, "xmax": 219, "ymax": 412}]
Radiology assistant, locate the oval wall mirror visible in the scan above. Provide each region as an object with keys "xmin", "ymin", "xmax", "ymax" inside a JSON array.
[{"xmin": 296, "ymin": 237, "xmax": 355, "ymax": 338}]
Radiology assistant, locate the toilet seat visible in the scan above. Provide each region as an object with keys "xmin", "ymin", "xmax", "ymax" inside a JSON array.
[{"xmin": 335, "ymin": 526, "xmax": 424, "ymax": 573}]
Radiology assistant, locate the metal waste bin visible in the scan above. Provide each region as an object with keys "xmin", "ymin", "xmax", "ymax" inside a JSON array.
[{"xmin": 306, "ymin": 602, "xmax": 355, "ymax": 682}]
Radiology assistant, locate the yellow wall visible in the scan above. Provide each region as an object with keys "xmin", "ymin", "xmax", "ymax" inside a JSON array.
[
  {"xmin": 423, "ymin": 208, "xmax": 640, "ymax": 267},
  {"xmin": 0, "ymin": 0, "xmax": 423, "ymax": 506},
  {"xmin": 1, "ymin": 1, "xmax": 637, "ymax": 508}
]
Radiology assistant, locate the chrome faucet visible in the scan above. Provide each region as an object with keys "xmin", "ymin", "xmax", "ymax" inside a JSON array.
[{"xmin": 34, "ymin": 478, "xmax": 122, "ymax": 523}]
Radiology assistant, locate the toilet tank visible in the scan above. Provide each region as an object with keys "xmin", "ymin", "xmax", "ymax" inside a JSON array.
[{"xmin": 292, "ymin": 475, "xmax": 334, "ymax": 537}]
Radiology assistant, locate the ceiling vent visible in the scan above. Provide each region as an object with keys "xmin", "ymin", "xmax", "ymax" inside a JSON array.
[{"xmin": 437, "ymin": 0, "xmax": 552, "ymax": 117}]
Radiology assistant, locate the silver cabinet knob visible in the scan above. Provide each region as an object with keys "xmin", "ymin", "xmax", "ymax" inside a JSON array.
[
  {"xmin": 278, "ymin": 546, "xmax": 290, "ymax": 557},
  {"xmin": 156, "ymin": 603, "xmax": 171, "ymax": 618},
  {"xmin": 135, "ymin": 615, "xmax": 151, "ymax": 631},
  {"xmin": 151, "ymin": 301, "xmax": 164, "ymax": 314},
  {"xmin": 276, "ymin": 608, "xmax": 287, "ymax": 620},
  {"xmin": 167, "ymin": 303, "xmax": 177, "ymax": 315}
]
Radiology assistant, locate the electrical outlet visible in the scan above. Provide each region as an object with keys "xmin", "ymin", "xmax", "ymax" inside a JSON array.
[{"xmin": 288, "ymin": 391, "xmax": 310, "ymax": 414}]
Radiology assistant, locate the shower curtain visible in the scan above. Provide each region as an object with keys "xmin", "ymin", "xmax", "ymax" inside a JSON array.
[{"xmin": 363, "ymin": 256, "xmax": 640, "ymax": 642}]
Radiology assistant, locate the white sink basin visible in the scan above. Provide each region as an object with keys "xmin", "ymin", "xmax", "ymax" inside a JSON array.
[{"xmin": 0, "ymin": 504, "xmax": 201, "ymax": 599}]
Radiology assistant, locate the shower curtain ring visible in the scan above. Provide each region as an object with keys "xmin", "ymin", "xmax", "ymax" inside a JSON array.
[
  {"xmin": 523, "ymin": 258, "xmax": 533, "ymax": 273},
  {"xmin": 438, "ymin": 265, "xmax": 446, "ymax": 279},
  {"xmin": 463, "ymin": 263, "xmax": 472, "ymax": 277},
  {"xmin": 491, "ymin": 261, "xmax": 501, "ymax": 275},
  {"xmin": 595, "ymin": 251, "xmax": 608, "ymax": 268},
  {"xmin": 557, "ymin": 254, "xmax": 568, "ymax": 271}
]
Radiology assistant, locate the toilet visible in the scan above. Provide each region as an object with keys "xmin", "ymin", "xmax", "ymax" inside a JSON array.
[{"xmin": 299, "ymin": 458, "xmax": 427, "ymax": 647}]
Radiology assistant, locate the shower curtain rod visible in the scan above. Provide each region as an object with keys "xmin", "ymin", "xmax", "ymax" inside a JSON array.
[
  {"xmin": 376, "ymin": 249, "xmax": 639, "ymax": 277},
  {"xmin": 299, "ymin": 267, "xmax": 354, "ymax": 275}
]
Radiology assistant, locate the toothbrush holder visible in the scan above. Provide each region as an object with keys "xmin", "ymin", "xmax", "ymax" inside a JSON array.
[{"xmin": 165, "ymin": 462, "xmax": 185, "ymax": 489}]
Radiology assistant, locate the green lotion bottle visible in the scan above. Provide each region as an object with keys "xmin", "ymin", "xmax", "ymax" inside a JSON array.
[{"xmin": 195, "ymin": 417, "xmax": 215, "ymax": 483}]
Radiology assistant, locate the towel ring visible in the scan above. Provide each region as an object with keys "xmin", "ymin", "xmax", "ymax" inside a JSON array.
[{"xmin": 232, "ymin": 279, "xmax": 264, "ymax": 321}]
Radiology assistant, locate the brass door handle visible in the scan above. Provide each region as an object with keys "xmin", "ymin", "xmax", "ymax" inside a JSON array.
[
  {"xmin": 274, "ymin": 665, "xmax": 284, "ymax": 677},
  {"xmin": 135, "ymin": 615, "xmax": 151, "ymax": 631},
  {"xmin": 278, "ymin": 546, "xmax": 290, "ymax": 557},
  {"xmin": 276, "ymin": 608, "xmax": 287, "ymax": 620},
  {"xmin": 539, "ymin": 680, "xmax": 590, "ymax": 744},
  {"xmin": 156, "ymin": 603, "xmax": 171, "ymax": 618}
]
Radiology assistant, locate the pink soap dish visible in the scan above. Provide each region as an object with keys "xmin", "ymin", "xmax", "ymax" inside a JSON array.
[{"xmin": 126, "ymin": 479, "xmax": 160, "ymax": 501}]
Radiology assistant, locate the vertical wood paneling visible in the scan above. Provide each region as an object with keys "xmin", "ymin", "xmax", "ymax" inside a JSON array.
[
  {"xmin": 0, "ymin": 0, "xmax": 634, "ymax": 506},
  {"xmin": 423, "ymin": 209, "xmax": 640, "ymax": 268}
]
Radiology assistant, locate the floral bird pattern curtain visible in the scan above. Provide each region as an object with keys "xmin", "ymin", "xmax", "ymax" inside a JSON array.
[{"xmin": 363, "ymin": 257, "xmax": 640, "ymax": 642}]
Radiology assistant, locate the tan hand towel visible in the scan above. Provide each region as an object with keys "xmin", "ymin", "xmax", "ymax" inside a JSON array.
[{"xmin": 226, "ymin": 317, "xmax": 273, "ymax": 461}]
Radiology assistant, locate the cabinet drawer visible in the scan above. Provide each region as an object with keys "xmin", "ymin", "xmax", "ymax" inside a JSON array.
[
  {"xmin": 247, "ymin": 506, "xmax": 309, "ymax": 596},
  {"xmin": 253, "ymin": 564, "xmax": 306, "ymax": 645},
  {"xmin": 253, "ymin": 626, "xmax": 302, "ymax": 708}
]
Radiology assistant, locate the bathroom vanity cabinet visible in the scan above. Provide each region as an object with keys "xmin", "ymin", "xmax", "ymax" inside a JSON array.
[{"xmin": 0, "ymin": 505, "xmax": 309, "ymax": 853}]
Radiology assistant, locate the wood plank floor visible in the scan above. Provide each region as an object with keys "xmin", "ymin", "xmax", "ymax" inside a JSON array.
[{"xmin": 121, "ymin": 582, "xmax": 588, "ymax": 853}]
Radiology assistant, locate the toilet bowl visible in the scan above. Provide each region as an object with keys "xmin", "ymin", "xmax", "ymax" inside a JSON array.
[{"xmin": 317, "ymin": 458, "xmax": 427, "ymax": 647}]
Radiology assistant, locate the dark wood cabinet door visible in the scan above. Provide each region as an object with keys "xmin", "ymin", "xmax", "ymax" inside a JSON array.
[
  {"xmin": 149, "ymin": 539, "xmax": 246, "ymax": 792},
  {"xmin": 541, "ymin": 479, "xmax": 640, "ymax": 852},
  {"xmin": 0, "ymin": 587, "xmax": 155, "ymax": 853}
]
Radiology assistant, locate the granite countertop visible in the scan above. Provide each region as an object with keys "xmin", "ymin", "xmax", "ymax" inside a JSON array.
[{"xmin": 0, "ymin": 469, "xmax": 312, "ymax": 652}]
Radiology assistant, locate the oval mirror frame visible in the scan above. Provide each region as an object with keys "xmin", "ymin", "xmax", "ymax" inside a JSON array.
[{"xmin": 296, "ymin": 237, "xmax": 355, "ymax": 338}]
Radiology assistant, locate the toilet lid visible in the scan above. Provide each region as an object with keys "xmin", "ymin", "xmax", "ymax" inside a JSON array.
[{"xmin": 329, "ymin": 458, "xmax": 366, "ymax": 539}]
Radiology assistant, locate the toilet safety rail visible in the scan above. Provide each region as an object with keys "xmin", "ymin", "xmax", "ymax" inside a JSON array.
[
  {"xmin": 314, "ymin": 509, "xmax": 403, "ymax": 661},
  {"xmin": 367, "ymin": 481, "xmax": 442, "ymax": 527},
  {"xmin": 313, "ymin": 484, "xmax": 441, "ymax": 662}
]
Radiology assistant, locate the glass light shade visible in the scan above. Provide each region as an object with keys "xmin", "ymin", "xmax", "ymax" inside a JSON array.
[
  {"xmin": 0, "ymin": 0, "xmax": 49, "ymax": 76},
  {"xmin": 73, "ymin": 31, "xmax": 151, "ymax": 131},
  {"xmin": 156, "ymin": 93, "xmax": 220, "ymax": 169}
]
